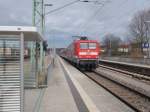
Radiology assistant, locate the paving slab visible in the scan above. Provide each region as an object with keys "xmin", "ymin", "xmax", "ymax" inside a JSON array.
[
  {"xmin": 24, "ymin": 89, "xmax": 41, "ymax": 112},
  {"xmin": 38, "ymin": 58, "xmax": 79, "ymax": 112}
]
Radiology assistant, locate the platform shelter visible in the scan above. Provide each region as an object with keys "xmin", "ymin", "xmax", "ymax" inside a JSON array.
[{"xmin": 0, "ymin": 26, "xmax": 43, "ymax": 112}]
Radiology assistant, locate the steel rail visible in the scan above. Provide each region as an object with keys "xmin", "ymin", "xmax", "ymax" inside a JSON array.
[
  {"xmin": 99, "ymin": 60, "xmax": 150, "ymax": 77},
  {"xmin": 83, "ymin": 71, "xmax": 150, "ymax": 112},
  {"xmin": 63, "ymin": 57, "xmax": 150, "ymax": 111},
  {"xmin": 98, "ymin": 64, "xmax": 150, "ymax": 81}
]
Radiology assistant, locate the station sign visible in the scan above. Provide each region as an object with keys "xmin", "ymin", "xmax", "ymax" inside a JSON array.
[{"xmin": 142, "ymin": 43, "xmax": 149, "ymax": 48}]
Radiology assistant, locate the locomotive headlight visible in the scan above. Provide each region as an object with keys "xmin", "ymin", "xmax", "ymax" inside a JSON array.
[
  {"xmin": 90, "ymin": 52, "xmax": 98, "ymax": 55},
  {"xmin": 79, "ymin": 52, "xmax": 87, "ymax": 55}
]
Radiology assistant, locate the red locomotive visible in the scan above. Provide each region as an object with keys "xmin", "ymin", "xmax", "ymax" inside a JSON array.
[{"xmin": 60, "ymin": 36, "xmax": 100, "ymax": 70}]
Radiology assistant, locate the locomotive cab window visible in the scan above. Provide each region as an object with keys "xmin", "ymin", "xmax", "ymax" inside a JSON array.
[
  {"xmin": 80, "ymin": 43, "xmax": 88, "ymax": 49},
  {"xmin": 89, "ymin": 43, "xmax": 96, "ymax": 49},
  {"xmin": 80, "ymin": 42, "xmax": 97, "ymax": 49}
]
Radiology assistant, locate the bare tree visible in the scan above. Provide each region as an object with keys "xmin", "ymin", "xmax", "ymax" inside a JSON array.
[
  {"xmin": 102, "ymin": 33, "xmax": 122, "ymax": 56},
  {"xmin": 129, "ymin": 9, "xmax": 150, "ymax": 53}
]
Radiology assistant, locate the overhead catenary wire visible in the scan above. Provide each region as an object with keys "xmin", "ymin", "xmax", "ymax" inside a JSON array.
[
  {"xmin": 44, "ymin": 0, "xmax": 103, "ymax": 40},
  {"xmin": 44, "ymin": 0, "xmax": 109, "ymax": 16},
  {"xmin": 74, "ymin": 0, "xmax": 111, "ymax": 38},
  {"xmin": 45, "ymin": 0, "xmax": 80, "ymax": 15},
  {"xmin": 44, "ymin": 0, "xmax": 129, "ymax": 34},
  {"xmin": 81, "ymin": 4, "xmax": 106, "ymax": 36},
  {"xmin": 44, "ymin": 0, "xmax": 112, "ymax": 40},
  {"xmin": 71, "ymin": 7, "xmax": 104, "ymax": 40},
  {"xmin": 82, "ymin": 0, "xmax": 128, "ymax": 36},
  {"xmin": 44, "ymin": 0, "xmax": 110, "ymax": 28}
]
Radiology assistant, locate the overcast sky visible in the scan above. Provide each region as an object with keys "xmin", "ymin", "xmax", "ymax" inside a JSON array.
[{"xmin": 0, "ymin": 0, "xmax": 150, "ymax": 48}]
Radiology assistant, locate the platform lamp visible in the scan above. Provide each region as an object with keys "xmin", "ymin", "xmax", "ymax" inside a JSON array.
[
  {"xmin": 43, "ymin": 3, "xmax": 56, "ymax": 59},
  {"xmin": 44, "ymin": 4, "xmax": 53, "ymax": 34}
]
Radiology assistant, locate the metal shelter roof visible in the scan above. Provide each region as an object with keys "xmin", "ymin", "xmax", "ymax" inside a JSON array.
[{"xmin": 0, "ymin": 26, "xmax": 43, "ymax": 41}]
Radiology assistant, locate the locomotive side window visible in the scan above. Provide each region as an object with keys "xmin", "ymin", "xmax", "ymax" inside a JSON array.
[
  {"xmin": 89, "ymin": 43, "xmax": 96, "ymax": 49},
  {"xmin": 80, "ymin": 43, "xmax": 88, "ymax": 49}
]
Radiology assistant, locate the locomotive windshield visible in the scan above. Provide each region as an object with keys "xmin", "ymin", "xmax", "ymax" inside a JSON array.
[
  {"xmin": 80, "ymin": 43, "xmax": 96, "ymax": 49},
  {"xmin": 80, "ymin": 43, "xmax": 88, "ymax": 49},
  {"xmin": 89, "ymin": 43, "xmax": 96, "ymax": 49}
]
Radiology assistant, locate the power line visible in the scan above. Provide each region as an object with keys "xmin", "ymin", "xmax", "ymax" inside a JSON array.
[
  {"xmin": 45, "ymin": 0, "xmax": 106, "ymax": 16},
  {"xmin": 44, "ymin": 0, "xmax": 103, "ymax": 33},
  {"xmin": 44, "ymin": 0, "xmax": 111, "ymax": 38},
  {"xmin": 45, "ymin": 0, "xmax": 80, "ymax": 15},
  {"xmin": 76, "ymin": 0, "xmax": 110, "ymax": 36},
  {"xmin": 80, "ymin": 0, "xmax": 129, "ymax": 37},
  {"xmin": 82, "ymin": 5, "xmax": 105, "ymax": 34}
]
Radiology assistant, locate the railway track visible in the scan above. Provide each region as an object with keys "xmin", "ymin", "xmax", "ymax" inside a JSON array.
[
  {"xmin": 64, "ymin": 58, "xmax": 150, "ymax": 111},
  {"xmin": 83, "ymin": 67, "xmax": 150, "ymax": 112},
  {"xmin": 99, "ymin": 60, "xmax": 150, "ymax": 77},
  {"xmin": 98, "ymin": 64, "xmax": 150, "ymax": 82}
]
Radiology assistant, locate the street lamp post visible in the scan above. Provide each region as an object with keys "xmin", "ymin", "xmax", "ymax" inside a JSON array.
[
  {"xmin": 43, "ymin": 4, "xmax": 55, "ymax": 58},
  {"xmin": 43, "ymin": 4, "xmax": 53, "ymax": 34}
]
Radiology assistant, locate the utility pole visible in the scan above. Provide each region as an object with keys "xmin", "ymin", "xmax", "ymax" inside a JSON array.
[
  {"xmin": 32, "ymin": 0, "xmax": 45, "ymax": 34},
  {"xmin": 32, "ymin": 0, "xmax": 45, "ymax": 76},
  {"xmin": 41, "ymin": 0, "xmax": 44, "ymax": 34},
  {"xmin": 32, "ymin": 0, "xmax": 36, "ymax": 26},
  {"xmin": 30, "ymin": 0, "xmax": 36, "ymax": 77},
  {"xmin": 32, "ymin": 0, "xmax": 53, "ymax": 72}
]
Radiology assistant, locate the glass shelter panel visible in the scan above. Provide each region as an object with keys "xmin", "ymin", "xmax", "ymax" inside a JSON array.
[
  {"xmin": 0, "ymin": 35, "xmax": 22, "ymax": 112},
  {"xmin": 24, "ymin": 41, "xmax": 37, "ymax": 88}
]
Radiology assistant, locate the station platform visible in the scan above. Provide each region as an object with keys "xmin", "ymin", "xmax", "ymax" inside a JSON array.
[
  {"xmin": 60, "ymin": 57, "xmax": 134, "ymax": 112},
  {"xmin": 24, "ymin": 57, "xmax": 78, "ymax": 112},
  {"xmin": 24, "ymin": 56, "xmax": 135, "ymax": 112}
]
